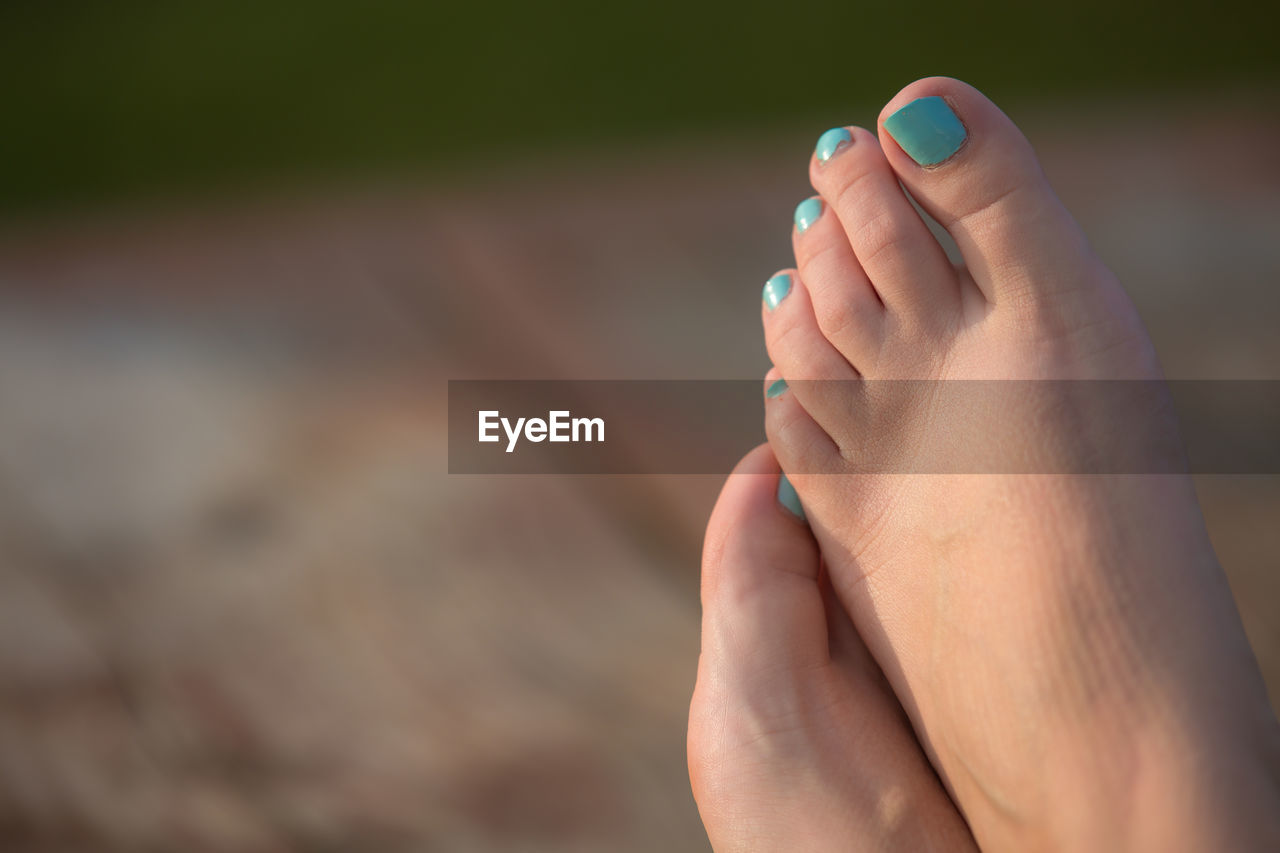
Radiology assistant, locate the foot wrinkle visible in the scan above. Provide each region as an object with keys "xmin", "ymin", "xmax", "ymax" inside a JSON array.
[
  {"xmin": 849, "ymin": 207, "xmax": 926, "ymax": 279},
  {"xmin": 941, "ymin": 177, "xmax": 1032, "ymax": 237},
  {"xmin": 811, "ymin": 295, "xmax": 877, "ymax": 357},
  {"xmin": 832, "ymin": 165, "xmax": 888, "ymax": 225},
  {"xmin": 824, "ymin": 493, "xmax": 904, "ymax": 599},
  {"xmin": 800, "ymin": 238, "xmax": 863, "ymax": 283}
]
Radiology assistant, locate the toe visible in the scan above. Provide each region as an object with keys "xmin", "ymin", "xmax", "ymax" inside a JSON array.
[
  {"xmin": 761, "ymin": 269, "xmax": 865, "ymax": 442},
  {"xmin": 699, "ymin": 444, "xmax": 829, "ymax": 675},
  {"xmin": 879, "ymin": 77, "xmax": 1099, "ymax": 305},
  {"xmin": 693, "ymin": 444, "xmax": 981, "ymax": 852},
  {"xmin": 809, "ymin": 126, "xmax": 960, "ymax": 325},
  {"xmin": 762, "ymin": 365, "xmax": 840, "ymax": 479},
  {"xmin": 788, "ymin": 193, "xmax": 888, "ymax": 369}
]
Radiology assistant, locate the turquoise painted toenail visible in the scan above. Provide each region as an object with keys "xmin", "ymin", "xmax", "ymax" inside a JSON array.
[
  {"xmin": 884, "ymin": 96, "xmax": 967, "ymax": 166},
  {"xmin": 815, "ymin": 127, "xmax": 852, "ymax": 163},
  {"xmin": 777, "ymin": 474, "xmax": 805, "ymax": 520},
  {"xmin": 794, "ymin": 197, "xmax": 823, "ymax": 233},
  {"xmin": 766, "ymin": 378, "xmax": 789, "ymax": 399},
  {"xmin": 762, "ymin": 273, "xmax": 792, "ymax": 310}
]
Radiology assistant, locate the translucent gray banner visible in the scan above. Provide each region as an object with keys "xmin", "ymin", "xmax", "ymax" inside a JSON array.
[{"xmin": 448, "ymin": 380, "xmax": 1280, "ymax": 474}]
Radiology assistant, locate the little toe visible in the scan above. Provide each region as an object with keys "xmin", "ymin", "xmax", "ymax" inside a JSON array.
[
  {"xmin": 809, "ymin": 126, "xmax": 960, "ymax": 326},
  {"xmin": 762, "ymin": 365, "xmax": 840, "ymax": 478}
]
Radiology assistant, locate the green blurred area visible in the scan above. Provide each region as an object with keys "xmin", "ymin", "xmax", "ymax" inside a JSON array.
[{"xmin": 1, "ymin": 0, "xmax": 1274, "ymax": 213}]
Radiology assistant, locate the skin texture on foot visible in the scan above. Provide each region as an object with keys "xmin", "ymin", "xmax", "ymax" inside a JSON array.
[
  {"xmin": 688, "ymin": 444, "xmax": 976, "ymax": 852},
  {"xmin": 761, "ymin": 77, "xmax": 1280, "ymax": 850}
]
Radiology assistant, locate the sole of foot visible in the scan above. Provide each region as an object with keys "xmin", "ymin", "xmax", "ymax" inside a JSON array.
[
  {"xmin": 688, "ymin": 444, "xmax": 976, "ymax": 852},
  {"xmin": 761, "ymin": 77, "xmax": 1280, "ymax": 850}
]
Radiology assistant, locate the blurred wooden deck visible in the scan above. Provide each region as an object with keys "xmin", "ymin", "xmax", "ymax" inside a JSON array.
[{"xmin": 0, "ymin": 97, "xmax": 1278, "ymax": 850}]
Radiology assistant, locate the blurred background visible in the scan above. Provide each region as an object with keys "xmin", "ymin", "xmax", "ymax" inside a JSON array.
[{"xmin": 1, "ymin": 2, "xmax": 1278, "ymax": 849}]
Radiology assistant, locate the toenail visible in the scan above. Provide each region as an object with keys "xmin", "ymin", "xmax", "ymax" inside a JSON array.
[
  {"xmin": 766, "ymin": 378, "xmax": 789, "ymax": 399},
  {"xmin": 883, "ymin": 96, "xmax": 967, "ymax": 166},
  {"xmin": 815, "ymin": 127, "xmax": 853, "ymax": 164},
  {"xmin": 777, "ymin": 474, "xmax": 806, "ymax": 520},
  {"xmin": 762, "ymin": 273, "xmax": 792, "ymax": 310},
  {"xmin": 793, "ymin": 197, "xmax": 823, "ymax": 233}
]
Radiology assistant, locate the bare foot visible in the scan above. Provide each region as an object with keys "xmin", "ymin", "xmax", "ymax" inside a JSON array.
[
  {"xmin": 761, "ymin": 77, "xmax": 1280, "ymax": 850},
  {"xmin": 688, "ymin": 444, "xmax": 976, "ymax": 851}
]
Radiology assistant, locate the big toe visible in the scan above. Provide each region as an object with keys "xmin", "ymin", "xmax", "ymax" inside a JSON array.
[
  {"xmin": 878, "ymin": 77, "xmax": 1102, "ymax": 307},
  {"xmin": 696, "ymin": 444, "xmax": 827, "ymax": 681},
  {"xmin": 690, "ymin": 444, "xmax": 977, "ymax": 852}
]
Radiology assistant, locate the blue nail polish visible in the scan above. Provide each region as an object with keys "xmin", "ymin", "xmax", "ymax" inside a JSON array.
[
  {"xmin": 777, "ymin": 474, "xmax": 806, "ymax": 520},
  {"xmin": 766, "ymin": 378, "xmax": 789, "ymax": 399},
  {"xmin": 794, "ymin": 197, "xmax": 823, "ymax": 233},
  {"xmin": 883, "ymin": 96, "xmax": 967, "ymax": 166},
  {"xmin": 815, "ymin": 127, "xmax": 852, "ymax": 163},
  {"xmin": 762, "ymin": 273, "xmax": 792, "ymax": 310}
]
